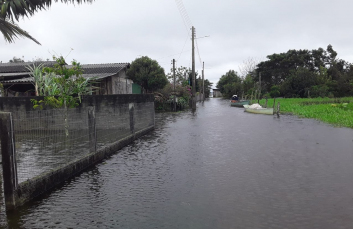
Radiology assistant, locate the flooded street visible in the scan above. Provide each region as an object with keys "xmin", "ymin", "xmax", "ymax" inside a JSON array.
[{"xmin": 1, "ymin": 98, "xmax": 353, "ymax": 228}]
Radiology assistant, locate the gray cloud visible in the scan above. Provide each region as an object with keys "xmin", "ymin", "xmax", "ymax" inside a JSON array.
[{"xmin": 1, "ymin": 0, "xmax": 353, "ymax": 87}]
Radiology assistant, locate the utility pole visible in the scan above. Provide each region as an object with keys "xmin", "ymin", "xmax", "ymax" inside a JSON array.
[
  {"xmin": 202, "ymin": 61, "xmax": 205, "ymax": 101},
  {"xmin": 259, "ymin": 72, "xmax": 262, "ymax": 100},
  {"xmin": 173, "ymin": 59, "xmax": 176, "ymax": 112},
  {"xmin": 192, "ymin": 26, "xmax": 196, "ymax": 110}
]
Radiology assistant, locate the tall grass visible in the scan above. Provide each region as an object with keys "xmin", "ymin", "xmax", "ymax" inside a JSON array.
[{"xmin": 256, "ymin": 97, "xmax": 353, "ymax": 128}]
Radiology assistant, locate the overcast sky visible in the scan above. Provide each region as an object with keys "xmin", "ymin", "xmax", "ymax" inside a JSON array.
[{"xmin": 1, "ymin": 0, "xmax": 353, "ymax": 87}]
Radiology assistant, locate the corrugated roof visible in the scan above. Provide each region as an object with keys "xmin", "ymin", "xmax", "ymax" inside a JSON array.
[
  {"xmin": 0, "ymin": 61, "xmax": 56, "ymax": 73},
  {"xmin": 0, "ymin": 62, "xmax": 129, "ymax": 73},
  {"xmin": 0, "ymin": 72, "xmax": 30, "ymax": 77},
  {"xmin": 1, "ymin": 73, "xmax": 117, "ymax": 84},
  {"xmin": 79, "ymin": 63, "xmax": 130, "ymax": 74},
  {"xmin": 1, "ymin": 77, "xmax": 34, "ymax": 83}
]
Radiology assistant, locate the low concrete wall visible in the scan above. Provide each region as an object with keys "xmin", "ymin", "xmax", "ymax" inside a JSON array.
[
  {"xmin": 0, "ymin": 95, "xmax": 154, "ymax": 131},
  {"xmin": 14, "ymin": 126, "xmax": 153, "ymax": 208}
]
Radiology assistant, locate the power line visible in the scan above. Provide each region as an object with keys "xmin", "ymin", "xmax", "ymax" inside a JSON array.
[
  {"xmin": 156, "ymin": 49, "xmax": 191, "ymax": 61},
  {"xmin": 177, "ymin": 35, "xmax": 190, "ymax": 62},
  {"xmin": 195, "ymin": 36, "xmax": 202, "ymax": 65},
  {"xmin": 175, "ymin": 0, "xmax": 192, "ymax": 27},
  {"xmin": 174, "ymin": 0, "xmax": 192, "ymax": 35}
]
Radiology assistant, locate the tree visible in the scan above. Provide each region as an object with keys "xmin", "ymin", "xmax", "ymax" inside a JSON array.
[
  {"xmin": 126, "ymin": 56, "xmax": 168, "ymax": 93},
  {"xmin": 0, "ymin": 17, "xmax": 40, "ymax": 44},
  {"xmin": 254, "ymin": 44, "xmax": 352, "ymax": 97},
  {"xmin": 167, "ymin": 65, "xmax": 190, "ymax": 85},
  {"xmin": 1, "ymin": 0, "xmax": 94, "ymax": 44},
  {"xmin": 216, "ymin": 70, "xmax": 242, "ymax": 98},
  {"xmin": 238, "ymin": 57, "xmax": 261, "ymax": 78},
  {"xmin": 242, "ymin": 74, "xmax": 254, "ymax": 96},
  {"xmin": 280, "ymin": 67, "xmax": 321, "ymax": 98},
  {"xmin": 203, "ymin": 79, "xmax": 213, "ymax": 98},
  {"xmin": 9, "ymin": 56, "xmax": 25, "ymax": 63},
  {"xmin": 269, "ymin": 85, "xmax": 280, "ymax": 98}
]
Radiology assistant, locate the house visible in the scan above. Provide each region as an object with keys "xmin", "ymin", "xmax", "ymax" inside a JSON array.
[
  {"xmin": 0, "ymin": 61, "xmax": 139, "ymax": 97},
  {"xmin": 212, "ymin": 88, "xmax": 223, "ymax": 98}
]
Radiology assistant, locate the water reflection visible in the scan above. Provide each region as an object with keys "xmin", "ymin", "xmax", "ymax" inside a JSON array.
[{"xmin": 2, "ymin": 98, "xmax": 353, "ymax": 228}]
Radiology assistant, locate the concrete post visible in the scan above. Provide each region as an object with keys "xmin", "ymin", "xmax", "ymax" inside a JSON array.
[
  {"xmin": 88, "ymin": 107, "xmax": 96, "ymax": 153},
  {"xmin": 191, "ymin": 26, "xmax": 196, "ymax": 111},
  {"xmin": 129, "ymin": 103, "xmax": 135, "ymax": 135},
  {"xmin": 0, "ymin": 112, "xmax": 18, "ymax": 210}
]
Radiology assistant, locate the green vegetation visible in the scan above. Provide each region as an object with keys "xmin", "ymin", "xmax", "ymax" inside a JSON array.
[
  {"xmin": 127, "ymin": 56, "xmax": 168, "ymax": 93},
  {"xmin": 29, "ymin": 56, "xmax": 96, "ymax": 109},
  {"xmin": 216, "ymin": 70, "xmax": 242, "ymax": 98},
  {"xmin": 1, "ymin": 0, "xmax": 93, "ymax": 44},
  {"xmin": 255, "ymin": 45, "xmax": 353, "ymax": 98},
  {"xmin": 155, "ymin": 65, "xmax": 213, "ymax": 111},
  {"xmin": 216, "ymin": 44, "xmax": 353, "ymax": 100},
  {"xmin": 256, "ymin": 97, "xmax": 353, "ymax": 128}
]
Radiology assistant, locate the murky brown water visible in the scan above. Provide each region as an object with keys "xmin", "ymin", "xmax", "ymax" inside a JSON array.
[{"xmin": 1, "ymin": 98, "xmax": 353, "ymax": 228}]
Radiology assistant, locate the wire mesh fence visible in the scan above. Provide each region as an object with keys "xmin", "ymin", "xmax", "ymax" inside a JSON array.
[
  {"xmin": 96, "ymin": 104, "xmax": 130, "ymax": 150},
  {"xmin": 134, "ymin": 103, "xmax": 155, "ymax": 132},
  {"xmin": 13, "ymin": 109, "xmax": 91, "ymax": 183},
  {"xmin": 9, "ymin": 102, "xmax": 155, "ymax": 184}
]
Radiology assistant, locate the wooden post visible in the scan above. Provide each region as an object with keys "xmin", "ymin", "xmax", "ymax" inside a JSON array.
[
  {"xmin": 129, "ymin": 103, "xmax": 135, "ymax": 135},
  {"xmin": 0, "ymin": 112, "xmax": 18, "ymax": 210},
  {"xmin": 88, "ymin": 107, "xmax": 96, "ymax": 153},
  {"xmin": 273, "ymin": 98, "xmax": 276, "ymax": 114},
  {"xmin": 250, "ymin": 91, "xmax": 254, "ymax": 104},
  {"xmin": 265, "ymin": 98, "xmax": 268, "ymax": 108},
  {"xmin": 277, "ymin": 102, "xmax": 280, "ymax": 117}
]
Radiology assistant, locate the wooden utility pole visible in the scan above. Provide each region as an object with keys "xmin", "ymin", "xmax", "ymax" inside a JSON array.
[
  {"xmin": 173, "ymin": 59, "xmax": 176, "ymax": 112},
  {"xmin": 192, "ymin": 26, "xmax": 196, "ymax": 110},
  {"xmin": 202, "ymin": 61, "xmax": 205, "ymax": 101}
]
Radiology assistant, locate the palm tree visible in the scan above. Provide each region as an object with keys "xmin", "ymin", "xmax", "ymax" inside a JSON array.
[
  {"xmin": 0, "ymin": 17, "xmax": 41, "ymax": 44},
  {"xmin": 0, "ymin": 0, "xmax": 94, "ymax": 44}
]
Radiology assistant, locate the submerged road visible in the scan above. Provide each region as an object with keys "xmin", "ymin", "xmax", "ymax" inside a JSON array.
[{"xmin": 2, "ymin": 98, "xmax": 353, "ymax": 228}]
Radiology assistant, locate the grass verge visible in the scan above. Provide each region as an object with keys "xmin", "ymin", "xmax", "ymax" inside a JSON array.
[{"xmin": 255, "ymin": 97, "xmax": 353, "ymax": 128}]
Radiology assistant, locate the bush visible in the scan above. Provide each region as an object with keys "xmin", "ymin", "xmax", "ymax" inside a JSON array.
[{"xmin": 269, "ymin": 85, "xmax": 280, "ymax": 98}]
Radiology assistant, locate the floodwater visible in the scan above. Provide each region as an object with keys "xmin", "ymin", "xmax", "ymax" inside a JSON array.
[{"xmin": 1, "ymin": 98, "xmax": 353, "ymax": 228}]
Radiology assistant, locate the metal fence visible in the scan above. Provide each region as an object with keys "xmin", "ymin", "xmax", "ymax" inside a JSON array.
[
  {"xmin": 13, "ymin": 108, "xmax": 91, "ymax": 183},
  {"xmin": 9, "ymin": 103, "xmax": 154, "ymax": 184}
]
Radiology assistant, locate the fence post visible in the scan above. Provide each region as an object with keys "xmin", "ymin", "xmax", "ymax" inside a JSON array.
[
  {"xmin": 87, "ymin": 107, "xmax": 96, "ymax": 153},
  {"xmin": 273, "ymin": 98, "xmax": 276, "ymax": 114},
  {"xmin": 277, "ymin": 102, "xmax": 280, "ymax": 117},
  {"xmin": 0, "ymin": 112, "xmax": 18, "ymax": 210},
  {"xmin": 129, "ymin": 103, "xmax": 135, "ymax": 135}
]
